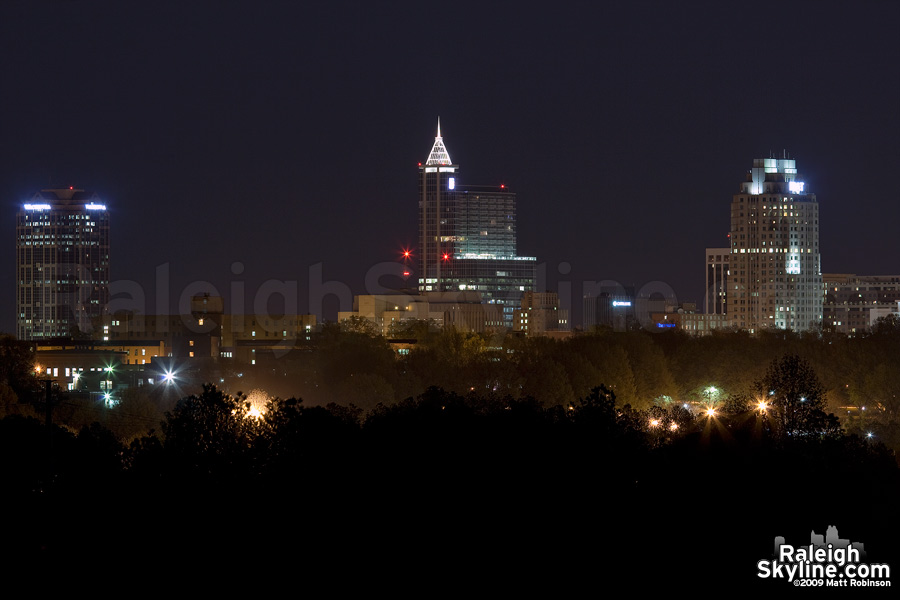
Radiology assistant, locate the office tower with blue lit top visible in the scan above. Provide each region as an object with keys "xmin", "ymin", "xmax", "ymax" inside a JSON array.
[
  {"xmin": 418, "ymin": 121, "xmax": 535, "ymax": 325},
  {"xmin": 727, "ymin": 156, "xmax": 822, "ymax": 332},
  {"xmin": 16, "ymin": 188, "xmax": 110, "ymax": 340}
]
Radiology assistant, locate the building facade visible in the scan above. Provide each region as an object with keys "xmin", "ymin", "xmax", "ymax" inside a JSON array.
[
  {"xmin": 583, "ymin": 287, "xmax": 635, "ymax": 332},
  {"xmin": 418, "ymin": 121, "xmax": 536, "ymax": 325},
  {"xmin": 823, "ymin": 274, "xmax": 900, "ymax": 334},
  {"xmin": 97, "ymin": 295, "xmax": 316, "ymax": 364},
  {"xmin": 651, "ymin": 308, "xmax": 729, "ymax": 334},
  {"xmin": 339, "ymin": 291, "xmax": 503, "ymax": 336},
  {"xmin": 17, "ymin": 188, "xmax": 110, "ymax": 340},
  {"xmin": 727, "ymin": 157, "xmax": 822, "ymax": 332},
  {"xmin": 705, "ymin": 247, "xmax": 730, "ymax": 315},
  {"xmin": 513, "ymin": 291, "xmax": 570, "ymax": 336}
]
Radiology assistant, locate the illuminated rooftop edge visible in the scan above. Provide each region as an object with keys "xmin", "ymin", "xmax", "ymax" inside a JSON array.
[{"xmin": 457, "ymin": 253, "xmax": 537, "ymax": 261}]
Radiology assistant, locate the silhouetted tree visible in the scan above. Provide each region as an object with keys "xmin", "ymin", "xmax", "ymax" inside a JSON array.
[
  {"xmin": 160, "ymin": 384, "xmax": 261, "ymax": 481},
  {"xmin": 755, "ymin": 355, "xmax": 841, "ymax": 440},
  {"xmin": 0, "ymin": 334, "xmax": 41, "ymax": 407}
]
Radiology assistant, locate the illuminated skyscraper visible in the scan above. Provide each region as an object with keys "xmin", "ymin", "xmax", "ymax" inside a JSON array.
[
  {"xmin": 16, "ymin": 188, "xmax": 110, "ymax": 340},
  {"xmin": 418, "ymin": 120, "xmax": 535, "ymax": 324},
  {"xmin": 727, "ymin": 157, "xmax": 821, "ymax": 332}
]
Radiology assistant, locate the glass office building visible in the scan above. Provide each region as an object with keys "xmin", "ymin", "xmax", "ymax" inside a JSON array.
[
  {"xmin": 418, "ymin": 121, "xmax": 535, "ymax": 325},
  {"xmin": 17, "ymin": 188, "xmax": 110, "ymax": 340}
]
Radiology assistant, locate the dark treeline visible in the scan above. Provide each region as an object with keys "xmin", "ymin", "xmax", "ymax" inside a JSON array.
[
  {"xmin": 3, "ymin": 368, "xmax": 899, "ymax": 583},
  {"xmin": 219, "ymin": 318, "xmax": 900, "ymax": 454},
  {"xmin": 6, "ymin": 321, "xmax": 898, "ymax": 452},
  {"xmin": 236, "ymin": 320, "xmax": 900, "ymax": 449},
  {"xmin": 2, "ymin": 325, "xmax": 899, "ymax": 581}
]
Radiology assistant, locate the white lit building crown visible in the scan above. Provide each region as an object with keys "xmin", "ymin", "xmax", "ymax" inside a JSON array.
[{"xmin": 425, "ymin": 118, "xmax": 452, "ymax": 166}]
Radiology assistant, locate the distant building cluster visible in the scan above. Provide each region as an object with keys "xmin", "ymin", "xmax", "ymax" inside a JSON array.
[
  {"xmin": 341, "ymin": 120, "xmax": 554, "ymax": 337},
  {"xmin": 696, "ymin": 157, "xmax": 900, "ymax": 335},
  {"xmin": 30, "ymin": 292, "xmax": 317, "ymax": 395},
  {"xmin": 823, "ymin": 274, "xmax": 900, "ymax": 333},
  {"xmin": 338, "ymin": 291, "xmax": 505, "ymax": 336},
  {"xmin": 15, "ymin": 141, "xmax": 900, "ymax": 401},
  {"xmin": 416, "ymin": 120, "xmax": 536, "ymax": 326}
]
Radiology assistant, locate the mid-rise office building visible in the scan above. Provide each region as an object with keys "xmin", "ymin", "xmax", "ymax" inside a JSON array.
[
  {"xmin": 513, "ymin": 291, "xmax": 570, "ymax": 336},
  {"xmin": 97, "ymin": 295, "xmax": 316, "ymax": 364},
  {"xmin": 16, "ymin": 188, "xmax": 110, "ymax": 340},
  {"xmin": 727, "ymin": 156, "xmax": 822, "ymax": 332},
  {"xmin": 705, "ymin": 247, "xmax": 730, "ymax": 315},
  {"xmin": 418, "ymin": 120, "xmax": 536, "ymax": 325},
  {"xmin": 823, "ymin": 274, "xmax": 900, "ymax": 334},
  {"xmin": 339, "ymin": 291, "xmax": 504, "ymax": 336},
  {"xmin": 583, "ymin": 286, "xmax": 636, "ymax": 332}
]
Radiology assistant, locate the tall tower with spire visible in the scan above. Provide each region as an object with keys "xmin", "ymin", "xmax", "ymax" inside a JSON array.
[
  {"xmin": 418, "ymin": 118, "xmax": 458, "ymax": 288},
  {"xmin": 417, "ymin": 120, "xmax": 535, "ymax": 325}
]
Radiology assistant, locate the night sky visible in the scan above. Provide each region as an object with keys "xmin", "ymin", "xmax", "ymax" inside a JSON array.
[{"xmin": 2, "ymin": 1, "xmax": 898, "ymax": 332}]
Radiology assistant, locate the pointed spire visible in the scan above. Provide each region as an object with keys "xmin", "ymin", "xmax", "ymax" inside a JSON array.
[{"xmin": 425, "ymin": 118, "xmax": 452, "ymax": 165}]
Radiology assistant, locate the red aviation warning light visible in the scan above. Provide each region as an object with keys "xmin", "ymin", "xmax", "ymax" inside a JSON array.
[{"xmin": 442, "ymin": 253, "xmax": 449, "ymax": 261}]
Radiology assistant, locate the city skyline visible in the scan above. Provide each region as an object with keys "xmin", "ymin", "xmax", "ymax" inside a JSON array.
[{"xmin": 1, "ymin": 2, "xmax": 898, "ymax": 333}]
